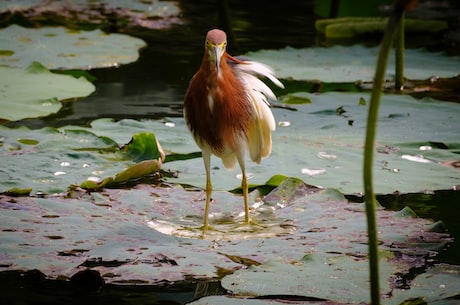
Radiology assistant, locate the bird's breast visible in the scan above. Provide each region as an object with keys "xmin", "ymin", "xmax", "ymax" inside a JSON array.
[{"xmin": 184, "ymin": 64, "xmax": 255, "ymax": 155}]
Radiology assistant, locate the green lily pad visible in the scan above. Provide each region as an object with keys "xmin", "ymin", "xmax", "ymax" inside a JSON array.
[
  {"xmin": 0, "ymin": 123, "xmax": 164, "ymax": 194},
  {"xmin": 121, "ymin": 132, "xmax": 166, "ymax": 162},
  {"xmin": 244, "ymin": 45, "xmax": 460, "ymax": 82},
  {"xmin": 0, "ymin": 62, "xmax": 95, "ymax": 121},
  {"xmin": 280, "ymin": 92, "xmax": 312, "ymax": 105},
  {"xmin": 0, "ymin": 24, "xmax": 146, "ymax": 69},
  {"xmin": 166, "ymin": 93, "xmax": 460, "ymax": 195},
  {"xmin": 2, "ymin": 92, "xmax": 458, "ymax": 195}
]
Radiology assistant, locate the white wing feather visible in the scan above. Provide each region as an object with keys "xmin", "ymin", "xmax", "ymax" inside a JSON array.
[{"xmin": 232, "ymin": 60, "xmax": 283, "ymax": 163}]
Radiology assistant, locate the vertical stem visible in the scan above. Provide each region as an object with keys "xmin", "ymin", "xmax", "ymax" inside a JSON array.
[
  {"xmin": 364, "ymin": 2, "xmax": 406, "ymax": 304},
  {"xmin": 395, "ymin": 12, "xmax": 405, "ymax": 91}
]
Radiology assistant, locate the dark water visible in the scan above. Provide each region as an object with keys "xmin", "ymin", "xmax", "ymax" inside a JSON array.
[{"xmin": 1, "ymin": 0, "xmax": 459, "ymax": 304}]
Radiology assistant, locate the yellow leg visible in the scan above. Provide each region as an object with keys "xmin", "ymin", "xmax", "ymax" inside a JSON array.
[
  {"xmin": 202, "ymin": 150, "xmax": 212, "ymax": 229},
  {"xmin": 204, "ymin": 172, "xmax": 212, "ymax": 229},
  {"xmin": 241, "ymin": 170, "xmax": 249, "ymax": 224},
  {"xmin": 236, "ymin": 149, "xmax": 250, "ymax": 224}
]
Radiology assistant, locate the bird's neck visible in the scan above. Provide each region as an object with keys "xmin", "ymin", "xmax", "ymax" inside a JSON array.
[{"xmin": 201, "ymin": 53, "xmax": 227, "ymax": 81}]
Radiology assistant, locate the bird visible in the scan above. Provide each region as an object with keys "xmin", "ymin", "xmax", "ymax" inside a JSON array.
[{"xmin": 183, "ymin": 29, "xmax": 283, "ymax": 229}]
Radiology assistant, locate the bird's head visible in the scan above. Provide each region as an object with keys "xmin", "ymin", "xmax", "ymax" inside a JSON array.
[{"xmin": 205, "ymin": 29, "xmax": 227, "ymax": 75}]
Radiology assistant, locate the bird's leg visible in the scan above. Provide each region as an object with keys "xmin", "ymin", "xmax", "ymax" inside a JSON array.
[
  {"xmin": 236, "ymin": 152, "xmax": 250, "ymax": 224},
  {"xmin": 202, "ymin": 150, "xmax": 212, "ymax": 229},
  {"xmin": 241, "ymin": 169, "xmax": 249, "ymax": 224}
]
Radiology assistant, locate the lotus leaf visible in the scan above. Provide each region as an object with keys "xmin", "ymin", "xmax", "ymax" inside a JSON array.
[
  {"xmin": 166, "ymin": 92, "xmax": 460, "ymax": 194},
  {"xmin": 121, "ymin": 132, "xmax": 166, "ymax": 162},
  {"xmin": 0, "ymin": 24, "xmax": 146, "ymax": 69},
  {"xmin": 1, "ymin": 93, "xmax": 458, "ymax": 194},
  {"xmin": 0, "ymin": 62, "xmax": 95, "ymax": 121},
  {"xmin": 244, "ymin": 45, "xmax": 460, "ymax": 82},
  {"xmin": 0, "ymin": 125, "xmax": 163, "ymax": 194},
  {"xmin": 0, "ymin": 178, "xmax": 452, "ymax": 304},
  {"xmin": 217, "ymin": 256, "xmax": 459, "ymax": 305},
  {"xmin": 0, "ymin": 0, "xmax": 181, "ymax": 30}
]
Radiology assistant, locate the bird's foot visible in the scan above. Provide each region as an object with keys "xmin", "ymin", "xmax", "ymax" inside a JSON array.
[{"xmin": 242, "ymin": 218, "xmax": 266, "ymax": 228}]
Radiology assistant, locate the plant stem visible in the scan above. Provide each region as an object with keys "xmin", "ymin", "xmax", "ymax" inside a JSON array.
[
  {"xmin": 395, "ymin": 12, "xmax": 405, "ymax": 90},
  {"xmin": 363, "ymin": 2, "xmax": 407, "ymax": 304}
]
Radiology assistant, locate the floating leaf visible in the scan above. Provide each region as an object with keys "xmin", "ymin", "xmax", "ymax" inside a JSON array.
[
  {"xmin": 1, "ymin": 93, "xmax": 459, "ymax": 195},
  {"xmin": 244, "ymin": 46, "xmax": 460, "ymax": 82},
  {"xmin": 166, "ymin": 93, "xmax": 460, "ymax": 194},
  {"xmin": 2, "ymin": 187, "xmax": 32, "ymax": 197},
  {"xmin": 0, "ymin": 25, "xmax": 146, "ymax": 69},
  {"xmin": 0, "ymin": 181, "xmax": 452, "ymax": 304},
  {"xmin": 0, "ymin": 126, "xmax": 162, "ymax": 193},
  {"xmin": 280, "ymin": 93, "xmax": 312, "ymax": 104},
  {"xmin": 0, "ymin": 0, "xmax": 181, "ymax": 30},
  {"xmin": 0, "ymin": 62, "xmax": 95, "ymax": 121}
]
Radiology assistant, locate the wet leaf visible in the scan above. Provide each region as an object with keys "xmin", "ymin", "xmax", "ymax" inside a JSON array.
[
  {"xmin": 0, "ymin": 62, "xmax": 95, "ymax": 121},
  {"xmin": 244, "ymin": 46, "xmax": 460, "ymax": 82},
  {"xmin": 0, "ymin": 124, "xmax": 163, "ymax": 194},
  {"xmin": 0, "ymin": 182, "xmax": 452, "ymax": 303},
  {"xmin": 280, "ymin": 93, "xmax": 312, "ymax": 104},
  {"xmin": 167, "ymin": 93, "xmax": 460, "ymax": 194},
  {"xmin": 0, "ymin": 25, "xmax": 146, "ymax": 69},
  {"xmin": 2, "ymin": 187, "xmax": 32, "ymax": 197},
  {"xmin": 0, "ymin": 0, "xmax": 181, "ymax": 30},
  {"xmin": 121, "ymin": 132, "xmax": 166, "ymax": 162},
  {"xmin": 1, "ymin": 93, "xmax": 458, "ymax": 195},
  {"xmin": 111, "ymin": 160, "xmax": 161, "ymax": 184}
]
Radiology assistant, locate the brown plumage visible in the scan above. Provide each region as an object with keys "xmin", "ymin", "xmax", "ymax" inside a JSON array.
[{"xmin": 184, "ymin": 29, "xmax": 283, "ymax": 228}]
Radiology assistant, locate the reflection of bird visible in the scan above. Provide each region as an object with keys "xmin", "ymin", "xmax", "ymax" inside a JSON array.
[{"xmin": 184, "ymin": 29, "xmax": 283, "ymax": 229}]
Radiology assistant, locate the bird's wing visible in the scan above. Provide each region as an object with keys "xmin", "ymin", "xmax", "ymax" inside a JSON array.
[{"xmin": 227, "ymin": 55, "xmax": 284, "ymax": 163}]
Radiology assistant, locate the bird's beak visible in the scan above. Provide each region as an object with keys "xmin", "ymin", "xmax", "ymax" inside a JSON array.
[
  {"xmin": 215, "ymin": 46, "xmax": 220, "ymax": 73},
  {"xmin": 214, "ymin": 43, "xmax": 225, "ymax": 74}
]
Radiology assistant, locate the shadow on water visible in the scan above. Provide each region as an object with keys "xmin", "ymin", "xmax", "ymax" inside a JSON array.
[{"xmin": 1, "ymin": 0, "xmax": 459, "ymax": 304}]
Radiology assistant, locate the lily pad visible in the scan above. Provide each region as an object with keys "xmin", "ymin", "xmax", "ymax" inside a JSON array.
[
  {"xmin": 0, "ymin": 123, "xmax": 164, "ymax": 194},
  {"xmin": 0, "ymin": 24, "xmax": 146, "ymax": 69},
  {"xmin": 1, "ymin": 92, "xmax": 458, "ymax": 195},
  {"xmin": 217, "ymin": 256, "xmax": 459, "ymax": 305},
  {"xmin": 244, "ymin": 45, "xmax": 460, "ymax": 82},
  {"xmin": 0, "ymin": 0, "xmax": 181, "ymax": 30},
  {"xmin": 166, "ymin": 93, "xmax": 460, "ymax": 194},
  {"xmin": 0, "ymin": 179, "xmax": 452, "ymax": 303},
  {"xmin": 0, "ymin": 62, "xmax": 95, "ymax": 121}
]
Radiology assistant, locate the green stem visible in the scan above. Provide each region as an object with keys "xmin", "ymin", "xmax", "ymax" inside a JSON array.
[
  {"xmin": 395, "ymin": 12, "xmax": 405, "ymax": 90},
  {"xmin": 364, "ymin": 3, "xmax": 406, "ymax": 304}
]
